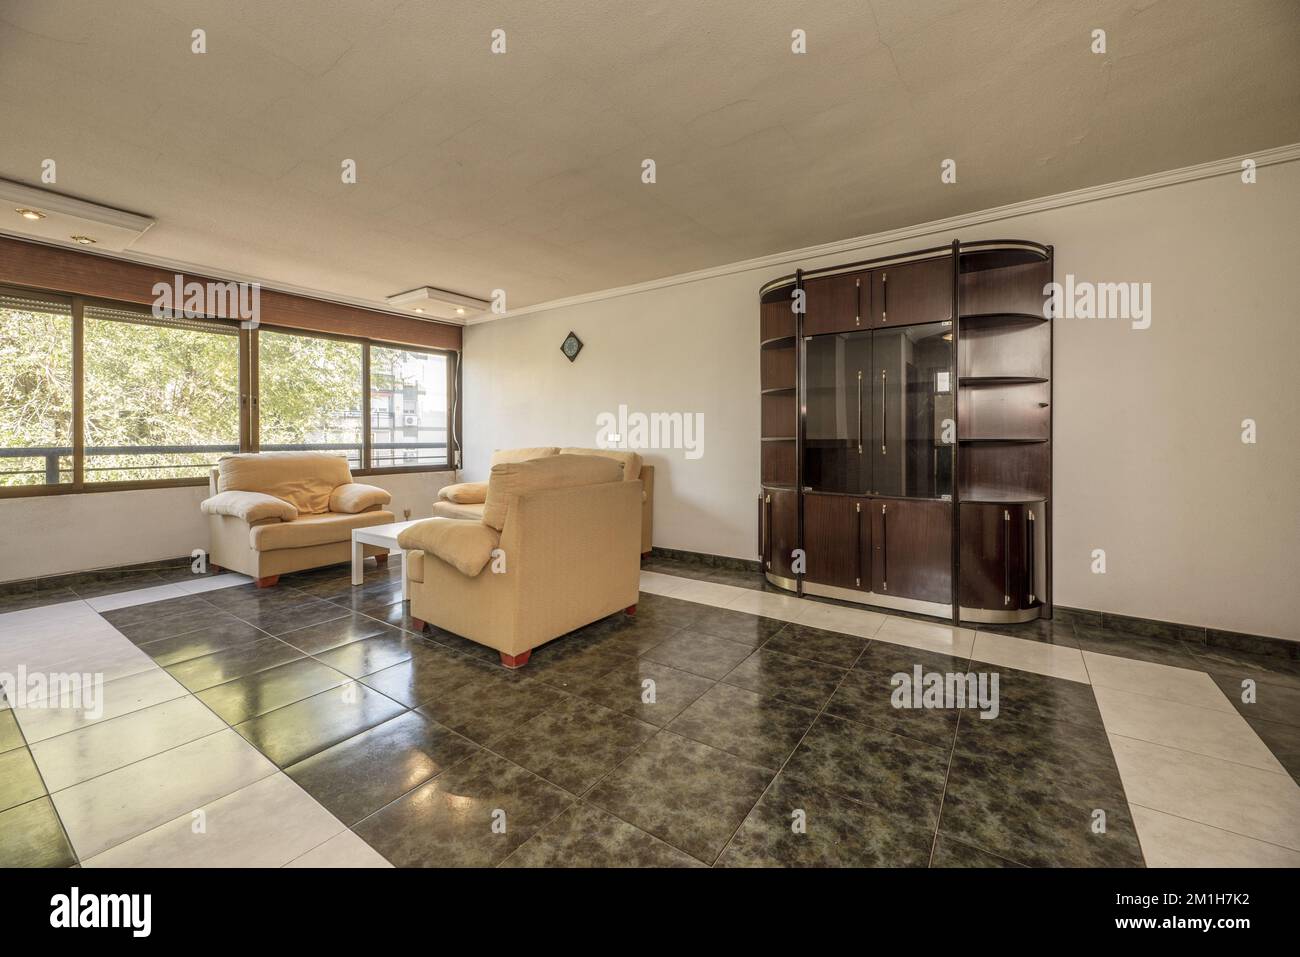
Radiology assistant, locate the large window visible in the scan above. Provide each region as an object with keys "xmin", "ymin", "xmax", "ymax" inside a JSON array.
[
  {"xmin": 83, "ymin": 305, "xmax": 240, "ymax": 481},
  {"xmin": 0, "ymin": 293, "xmax": 73, "ymax": 486},
  {"xmin": 259, "ymin": 330, "xmax": 364, "ymax": 469},
  {"xmin": 0, "ymin": 286, "xmax": 456, "ymax": 496},
  {"xmin": 369, "ymin": 346, "xmax": 448, "ymax": 469}
]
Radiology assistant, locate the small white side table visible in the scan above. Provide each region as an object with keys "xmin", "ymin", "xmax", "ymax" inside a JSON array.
[{"xmin": 351, "ymin": 519, "xmax": 424, "ymax": 599}]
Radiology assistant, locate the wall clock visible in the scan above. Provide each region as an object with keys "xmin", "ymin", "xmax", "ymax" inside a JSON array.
[{"xmin": 560, "ymin": 331, "xmax": 583, "ymax": 362}]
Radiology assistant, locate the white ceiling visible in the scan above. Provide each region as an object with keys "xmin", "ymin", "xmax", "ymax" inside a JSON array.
[{"xmin": 1, "ymin": 0, "xmax": 1297, "ymax": 317}]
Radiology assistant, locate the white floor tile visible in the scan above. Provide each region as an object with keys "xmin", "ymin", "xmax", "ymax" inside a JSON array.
[
  {"xmin": 1082, "ymin": 651, "xmax": 1233, "ymax": 711},
  {"xmin": 285, "ymin": 829, "xmax": 392, "ymax": 868},
  {"xmin": 874, "ymin": 617, "xmax": 976, "ymax": 658},
  {"xmin": 1131, "ymin": 805, "xmax": 1300, "ymax": 868},
  {"xmin": 667, "ymin": 578, "xmax": 744, "ymax": 608},
  {"xmin": 11, "ymin": 641, "xmax": 158, "ymax": 689},
  {"xmin": 971, "ymin": 631, "xmax": 1089, "ymax": 683},
  {"xmin": 638, "ymin": 571, "xmax": 685, "ymax": 596},
  {"xmin": 0, "ymin": 599, "xmax": 93, "ymax": 629},
  {"xmin": 52, "ymin": 727, "xmax": 278, "ymax": 859},
  {"xmin": 173, "ymin": 574, "xmax": 253, "ymax": 595},
  {"xmin": 723, "ymin": 588, "xmax": 804, "ymax": 622},
  {"xmin": 792, "ymin": 601, "xmax": 886, "ymax": 638},
  {"xmin": 1094, "ymin": 686, "xmax": 1285, "ymax": 773},
  {"xmin": 31, "ymin": 696, "xmax": 227, "ymax": 792},
  {"xmin": 86, "ymin": 583, "xmax": 188, "ymax": 612},
  {"xmin": 83, "ymin": 773, "xmax": 344, "ymax": 868},
  {"xmin": 14, "ymin": 667, "xmax": 186, "ymax": 744},
  {"xmin": 1109, "ymin": 734, "xmax": 1300, "ymax": 851}
]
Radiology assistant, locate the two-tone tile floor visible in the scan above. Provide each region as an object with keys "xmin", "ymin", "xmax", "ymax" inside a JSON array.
[{"xmin": 1, "ymin": 556, "xmax": 1297, "ymax": 867}]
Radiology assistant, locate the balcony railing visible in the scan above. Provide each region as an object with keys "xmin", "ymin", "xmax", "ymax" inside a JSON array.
[{"xmin": 0, "ymin": 442, "xmax": 448, "ymax": 483}]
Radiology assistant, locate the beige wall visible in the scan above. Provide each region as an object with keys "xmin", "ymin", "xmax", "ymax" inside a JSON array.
[
  {"xmin": 0, "ymin": 470, "xmax": 455, "ymax": 583},
  {"xmin": 465, "ymin": 159, "xmax": 1300, "ymax": 640}
]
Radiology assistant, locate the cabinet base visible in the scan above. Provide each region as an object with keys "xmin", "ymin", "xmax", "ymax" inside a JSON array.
[
  {"xmin": 956, "ymin": 605, "xmax": 1043, "ymax": 624},
  {"xmin": 763, "ymin": 572, "xmax": 954, "ymax": 620}
]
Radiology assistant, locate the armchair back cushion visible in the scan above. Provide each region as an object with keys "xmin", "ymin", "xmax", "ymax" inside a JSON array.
[
  {"xmin": 559, "ymin": 447, "xmax": 642, "ymax": 480},
  {"xmin": 216, "ymin": 451, "xmax": 352, "ymax": 514},
  {"xmin": 482, "ymin": 454, "xmax": 622, "ymax": 530},
  {"xmin": 489, "ymin": 447, "xmax": 559, "ymax": 467},
  {"xmin": 329, "ymin": 483, "xmax": 391, "ymax": 514},
  {"xmin": 438, "ymin": 481, "xmax": 488, "ymax": 504}
]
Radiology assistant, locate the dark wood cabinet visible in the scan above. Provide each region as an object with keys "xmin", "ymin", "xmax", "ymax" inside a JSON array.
[
  {"xmin": 803, "ymin": 272, "xmax": 866, "ymax": 336},
  {"xmin": 761, "ymin": 486, "xmax": 800, "ymax": 581},
  {"xmin": 803, "ymin": 493, "xmax": 869, "ymax": 590},
  {"xmin": 869, "ymin": 498, "xmax": 952, "ymax": 603},
  {"xmin": 959, "ymin": 502, "xmax": 1043, "ymax": 612},
  {"xmin": 870, "ymin": 258, "xmax": 951, "ymax": 328}
]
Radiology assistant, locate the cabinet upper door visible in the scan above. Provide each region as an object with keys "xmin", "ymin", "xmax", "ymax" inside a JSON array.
[
  {"xmin": 804, "ymin": 331, "xmax": 871, "ymax": 493},
  {"xmin": 803, "ymin": 272, "xmax": 866, "ymax": 336},
  {"xmin": 870, "ymin": 257, "xmax": 952, "ymax": 328}
]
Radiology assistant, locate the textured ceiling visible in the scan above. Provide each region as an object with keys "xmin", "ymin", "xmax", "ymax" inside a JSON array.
[{"xmin": 1, "ymin": 0, "xmax": 1297, "ymax": 315}]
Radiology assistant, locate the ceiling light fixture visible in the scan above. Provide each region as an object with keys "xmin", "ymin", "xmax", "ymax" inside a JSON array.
[
  {"xmin": 385, "ymin": 286, "xmax": 489, "ymax": 322},
  {"xmin": 0, "ymin": 179, "xmax": 154, "ymax": 252},
  {"xmin": 15, "ymin": 208, "xmax": 45, "ymax": 221},
  {"xmin": 70, "ymin": 235, "xmax": 97, "ymax": 245}
]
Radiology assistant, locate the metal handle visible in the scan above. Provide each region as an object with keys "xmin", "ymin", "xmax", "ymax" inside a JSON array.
[
  {"xmin": 880, "ymin": 502, "xmax": 888, "ymax": 591},
  {"xmin": 854, "ymin": 501, "xmax": 862, "ymax": 587},
  {"xmin": 1003, "ymin": 509, "xmax": 1011, "ymax": 606},
  {"xmin": 856, "ymin": 370, "xmax": 863, "ymax": 454},
  {"xmin": 757, "ymin": 495, "xmax": 764, "ymax": 560},
  {"xmin": 764, "ymin": 494, "xmax": 772, "ymax": 570},
  {"xmin": 881, "ymin": 272, "xmax": 888, "ymax": 322},
  {"xmin": 855, "ymin": 276, "xmax": 861, "ymax": 326},
  {"xmin": 880, "ymin": 370, "xmax": 887, "ymax": 455},
  {"xmin": 1026, "ymin": 509, "xmax": 1036, "ymax": 605}
]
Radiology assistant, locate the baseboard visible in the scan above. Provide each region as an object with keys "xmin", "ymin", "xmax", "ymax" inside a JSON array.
[
  {"xmin": 645, "ymin": 546, "xmax": 762, "ymax": 574},
  {"xmin": 0, "ymin": 555, "xmax": 196, "ymax": 595}
]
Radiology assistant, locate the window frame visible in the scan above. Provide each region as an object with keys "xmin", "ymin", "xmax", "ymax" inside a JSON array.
[{"xmin": 0, "ymin": 285, "xmax": 459, "ymax": 498}]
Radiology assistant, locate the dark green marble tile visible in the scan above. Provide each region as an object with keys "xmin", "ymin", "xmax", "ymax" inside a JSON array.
[
  {"xmin": 570, "ymin": 613, "xmax": 682, "ymax": 657},
  {"xmin": 0, "ymin": 588, "xmax": 79, "ymax": 613},
  {"xmin": 356, "ymin": 600, "xmax": 425, "ymax": 634},
  {"xmin": 722, "ymin": 647, "xmax": 847, "ymax": 711},
  {"xmin": 977, "ymin": 617, "xmax": 1079, "ymax": 647},
  {"xmin": 358, "ymin": 643, "xmax": 491, "ymax": 708},
  {"xmin": 137, "ymin": 618, "xmax": 269, "ymax": 667},
  {"xmin": 231, "ymin": 597, "xmax": 349, "ymax": 635},
  {"xmin": 488, "ymin": 698, "xmax": 657, "ymax": 794},
  {"xmin": 286, "ymin": 711, "xmax": 478, "ymax": 826},
  {"xmin": 634, "ymin": 593, "xmax": 705, "ymax": 629},
  {"xmin": 164, "ymin": 637, "xmax": 304, "ymax": 692},
  {"xmin": 718, "ymin": 773, "xmax": 933, "ymax": 867},
  {"xmin": 234, "ymin": 680, "xmax": 406, "ymax": 767},
  {"xmin": 0, "ymin": 797, "xmax": 77, "ymax": 867},
  {"xmin": 1244, "ymin": 716, "xmax": 1300, "ymax": 786},
  {"xmin": 686, "ymin": 605, "xmax": 786, "ymax": 645},
  {"xmin": 763, "ymin": 622, "xmax": 868, "ymax": 668},
  {"xmin": 1189, "ymin": 645, "xmax": 1300, "ymax": 693},
  {"xmin": 313, "ymin": 630, "xmax": 427, "ymax": 678},
  {"xmin": 418, "ymin": 669, "xmax": 567, "ymax": 744},
  {"xmin": 783, "ymin": 714, "xmax": 949, "ymax": 827},
  {"xmin": 0, "ymin": 710, "xmax": 24, "ymax": 754},
  {"xmin": 668, "ymin": 682, "xmax": 816, "ymax": 769},
  {"xmin": 825, "ymin": 651, "xmax": 961, "ymax": 749},
  {"xmin": 570, "ymin": 657, "xmax": 715, "ymax": 727},
  {"xmin": 527, "ymin": 641, "xmax": 634, "ymax": 693},
  {"xmin": 99, "ymin": 593, "xmax": 218, "ymax": 628},
  {"xmin": 0, "ymin": 748, "xmax": 46, "ymax": 813},
  {"xmin": 276, "ymin": 613, "xmax": 394, "ymax": 654},
  {"xmin": 586, "ymin": 731, "xmax": 773, "ymax": 863},
  {"xmin": 71, "ymin": 571, "xmax": 168, "ymax": 599},
  {"xmin": 1073, "ymin": 624, "xmax": 1198, "ymax": 668},
  {"xmin": 930, "ymin": 834, "xmax": 1023, "ymax": 868},
  {"xmin": 353, "ymin": 749, "xmax": 573, "ymax": 867},
  {"xmin": 984, "ymin": 665, "xmax": 1104, "ymax": 730},
  {"xmin": 642, "ymin": 630, "xmax": 755, "ymax": 679},
  {"xmin": 502, "ymin": 802, "xmax": 705, "ymax": 867},
  {"xmin": 1212, "ymin": 673, "xmax": 1300, "ymax": 727},
  {"xmin": 198, "ymin": 657, "xmax": 352, "ymax": 724},
  {"xmin": 114, "ymin": 605, "xmax": 239, "ymax": 645}
]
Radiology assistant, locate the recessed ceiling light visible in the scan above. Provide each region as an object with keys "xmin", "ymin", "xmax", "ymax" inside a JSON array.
[
  {"xmin": 70, "ymin": 235, "xmax": 97, "ymax": 245},
  {"xmin": 455, "ymin": 307, "xmax": 465, "ymax": 315},
  {"xmin": 15, "ymin": 207, "xmax": 45, "ymax": 221},
  {"xmin": 414, "ymin": 307, "xmax": 424, "ymax": 313},
  {"xmin": 384, "ymin": 286, "xmax": 489, "ymax": 321}
]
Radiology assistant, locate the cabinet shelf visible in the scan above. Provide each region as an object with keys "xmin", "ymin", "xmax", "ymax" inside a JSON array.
[
  {"xmin": 760, "ymin": 386, "xmax": 796, "ymax": 395},
  {"xmin": 961, "ymin": 495, "xmax": 1046, "ymax": 505},
  {"xmin": 761, "ymin": 436, "xmax": 796, "ymax": 442},
  {"xmin": 959, "ymin": 312, "xmax": 1047, "ymax": 326},
  {"xmin": 760, "ymin": 335, "xmax": 796, "ymax": 349},
  {"xmin": 958, "ymin": 437, "xmax": 1047, "ymax": 445},
  {"xmin": 959, "ymin": 376, "xmax": 1048, "ymax": 386}
]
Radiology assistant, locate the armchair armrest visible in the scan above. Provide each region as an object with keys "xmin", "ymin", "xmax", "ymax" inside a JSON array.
[
  {"xmin": 330, "ymin": 482, "xmax": 392, "ymax": 514},
  {"xmin": 397, "ymin": 518, "xmax": 500, "ymax": 577},
  {"xmin": 201, "ymin": 490, "xmax": 297, "ymax": 523},
  {"xmin": 438, "ymin": 481, "xmax": 488, "ymax": 505}
]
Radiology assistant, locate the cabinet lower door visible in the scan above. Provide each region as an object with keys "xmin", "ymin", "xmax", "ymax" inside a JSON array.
[
  {"xmin": 803, "ymin": 493, "xmax": 869, "ymax": 591},
  {"xmin": 762, "ymin": 487, "xmax": 800, "ymax": 582},
  {"xmin": 959, "ymin": 502, "xmax": 1042, "ymax": 612},
  {"xmin": 869, "ymin": 499, "xmax": 952, "ymax": 604}
]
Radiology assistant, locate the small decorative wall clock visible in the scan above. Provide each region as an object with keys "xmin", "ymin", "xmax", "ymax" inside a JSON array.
[{"xmin": 560, "ymin": 331, "xmax": 584, "ymax": 362}]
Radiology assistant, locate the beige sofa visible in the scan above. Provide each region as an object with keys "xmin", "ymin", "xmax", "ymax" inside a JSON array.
[
  {"xmin": 399, "ymin": 454, "xmax": 641, "ymax": 668},
  {"xmin": 201, "ymin": 452, "xmax": 395, "ymax": 587},
  {"xmin": 431, "ymin": 446, "xmax": 654, "ymax": 554}
]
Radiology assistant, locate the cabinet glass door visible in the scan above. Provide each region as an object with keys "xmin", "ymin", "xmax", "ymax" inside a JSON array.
[
  {"xmin": 870, "ymin": 322, "xmax": 954, "ymax": 498},
  {"xmin": 804, "ymin": 331, "xmax": 871, "ymax": 493}
]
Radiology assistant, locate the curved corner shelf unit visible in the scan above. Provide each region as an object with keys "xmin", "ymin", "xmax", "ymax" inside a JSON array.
[{"xmin": 757, "ymin": 239, "xmax": 1053, "ymax": 625}]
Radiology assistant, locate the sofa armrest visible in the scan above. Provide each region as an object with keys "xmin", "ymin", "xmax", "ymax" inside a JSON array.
[
  {"xmin": 201, "ymin": 490, "xmax": 297, "ymax": 523},
  {"xmin": 330, "ymin": 483, "xmax": 392, "ymax": 514},
  {"xmin": 397, "ymin": 518, "xmax": 500, "ymax": 577},
  {"xmin": 438, "ymin": 481, "xmax": 488, "ymax": 505}
]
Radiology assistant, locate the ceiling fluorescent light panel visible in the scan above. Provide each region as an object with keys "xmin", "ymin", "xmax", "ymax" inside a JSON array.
[
  {"xmin": 385, "ymin": 286, "xmax": 489, "ymax": 321},
  {"xmin": 0, "ymin": 179, "xmax": 155, "ymax": 252}
]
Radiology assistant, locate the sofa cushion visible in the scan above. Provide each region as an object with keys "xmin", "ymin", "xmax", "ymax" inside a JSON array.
[
  {"xmin": 559, "ymin": 447, "xmax": 642, "ymax": 481},
  {"xmin": 431, "ymin": 500, "xmax": 485, "ymax": 521},
  {"xmin": 397, "ymin": 519, "xmax": 500, "ymax": 578},
  {"xmin": 217, "ymin": 451, "xmax": 353, "ymax": 515},
  {"xmin": 329, "ymin": 482, "xmax": 392, "ymax": 514},
  {"xmin": 249, "ymin": 509, "xmax": 394, "ymax": 551},
  {"xmin": 201, "ymin": 490, "xmax": 298, "ymax": 524},
  {"xmin": 438, "ymin": 481, "xmax": 488, "ymax": 505},
  {"xmin": 482, "ymin": 454, "xmax": 623, "ymax": 530},
  {"xmin": 489, "ymin": 447, "xmax": 559, "ymax": 467}
]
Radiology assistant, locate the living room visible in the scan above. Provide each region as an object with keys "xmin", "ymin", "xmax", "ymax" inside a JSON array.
[{"xmin": 0, "ymin": 0, "xmax": 1297, "ymax": 910}]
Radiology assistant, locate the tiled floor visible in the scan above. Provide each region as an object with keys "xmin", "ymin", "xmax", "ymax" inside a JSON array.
[{"xmin": 1, "ymin": 555, "xmax": 1297, "ymax": 868}]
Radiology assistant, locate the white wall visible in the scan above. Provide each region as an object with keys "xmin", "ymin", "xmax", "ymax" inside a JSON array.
[
  {"xmin": 0, "ymin": 470, "xmax": 455, "ymax": 583},
  {"xmin": 465, "ymin": 159, "xmax": 1300, "ymax": 640}
]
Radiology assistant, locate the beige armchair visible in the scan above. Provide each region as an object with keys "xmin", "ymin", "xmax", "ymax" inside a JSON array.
[
  {"xmin": 431, "ymin": 446, "xmax": 654, "ymax": 554},
  {"xmin": 399, "ymin": 454, "xmax": 642, "ymax": 668},
  {"xmin": 202, "ymin": 452, "xmax": 395, "ymax": 587}
]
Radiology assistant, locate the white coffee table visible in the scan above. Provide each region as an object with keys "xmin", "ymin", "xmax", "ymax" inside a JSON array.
[{"xmin": 352, "ymin": 519, "xmax": 424, "ymax": 599}]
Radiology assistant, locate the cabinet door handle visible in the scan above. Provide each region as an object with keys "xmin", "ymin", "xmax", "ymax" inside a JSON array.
[
  {"xmin": 764, "ymin": 494, "xmax": 773, "ymax": 570},
  {"xmin": 855, "ymin": 501, "xmax": 862, "ymax": 587},
  {"xmin": 1003, "ymin": 508, "xmax": 1011, "ymax": 606},
  {"xmin": 855, "ymin": 276, "xmax": 861, "ymax": 326},
  {"xmin": 757, "ymin": 495, "xmax": 764, "ymax": 560},
  {"xmin": 856, "ymin": 370, "xmax": 863, "ymax": 454},
  {"xmin": 880, "ymin": 370, "xmax": 887, "ymax": 455},
  {"xmin": 880, "ymin": 503, "xmax": 888, "ymax": 591},
  {"xmin": 1026, "ymin": 509, "xmax": 1036, "ymax": 605},
  {"xmin": 881, "ymin": 272, "xmax": 888, "ymax": 322}
]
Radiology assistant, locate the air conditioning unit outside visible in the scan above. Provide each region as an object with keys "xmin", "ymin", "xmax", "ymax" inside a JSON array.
[{"xmin": 403, "ymin": 414, "xmax": 418, "ymax": 427}]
